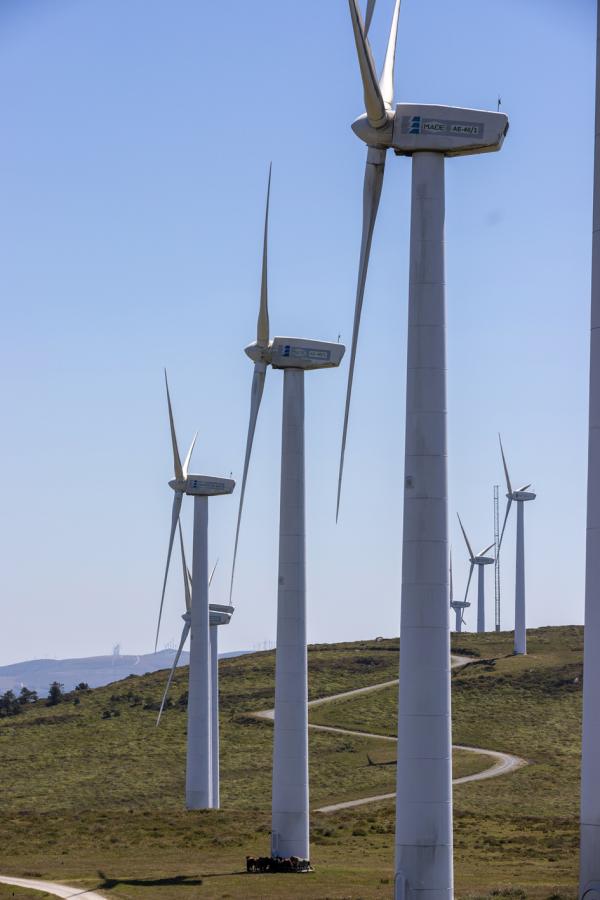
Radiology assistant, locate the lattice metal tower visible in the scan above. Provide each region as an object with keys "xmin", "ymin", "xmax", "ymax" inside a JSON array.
[{"xmin": 494, "ymin": 484, "xmax": 501, "ymax": 631}]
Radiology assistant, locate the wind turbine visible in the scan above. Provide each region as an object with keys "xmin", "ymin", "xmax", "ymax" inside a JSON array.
[
  {"xmin": 457, "ymin": 514, "xmax": 494, "ymax": 634},
  {"xmin": 498, "ymin": 436, "xmax": 535, "ymax": 656},
  {"xmin": 156, "ymin": 528, "xmax": 232, "ymax": 809},
  {"xmin": 339, "ymin": 1, "xmax": 509, "ymax": 894},
  {"xmin": 580, "ymin": 3, "xmax": 600, "ymax": 894},
  {"xmin": 449, "ymin": 549, "xmax": 469, "ymax": 633},
  {"xmin": 157, "ymin": 373, "xmax": 234, "ymax": 809},
  {"xmin": 229, "ymin": 169, "xmax": 345, "ymax": 862}
]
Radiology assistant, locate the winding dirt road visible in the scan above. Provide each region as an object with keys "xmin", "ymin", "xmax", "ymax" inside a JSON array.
[{"xmin": 253, "ymin": 654, "xmax": 527, "ymax": 813}]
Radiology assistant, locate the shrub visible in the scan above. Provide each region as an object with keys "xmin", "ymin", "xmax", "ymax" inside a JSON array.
[
  {"xmin": 0, "ymin": 690, "xmax": 21, "ymax": 717},
  {"xmin": 18, "ymin": 686, "xmax": 38, "ymax": 705},
  {"xmin": 46, "ymin": 682, "xmax": 64, "ymax": 707}
]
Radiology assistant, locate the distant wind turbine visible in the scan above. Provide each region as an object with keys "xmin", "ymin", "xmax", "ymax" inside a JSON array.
[
  {"xmin": 449, "ymin": 549, "xmax": 470, "ymax": 633},
  {"xmin": 498, "ymin": 436, "xmax": 535, "ymax": 656},
  {"xmin": 156, "ymin": 529, "xmax": 232, "ymax": 810},
  {"xmin": 457, "ymin": 514, "xmax": 494, "ymax": 634},
  {"xmin": 156, "ymin": 373, "xmax": 234, "ymax": 809}
]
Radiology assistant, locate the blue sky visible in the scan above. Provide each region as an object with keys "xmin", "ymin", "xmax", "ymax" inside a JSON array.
[{"xmin": 0, "ymin": 0, "xmax": 595, "ymax": 665}]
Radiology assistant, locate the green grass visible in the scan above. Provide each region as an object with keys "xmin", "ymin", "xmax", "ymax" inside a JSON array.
[
  {"xmin": 0, "ymin": 628, "xmax": 584, "ymax": 898},
  {"xmin": 0, "ymin": 889, "xmax": 55, "ymax": 899}
]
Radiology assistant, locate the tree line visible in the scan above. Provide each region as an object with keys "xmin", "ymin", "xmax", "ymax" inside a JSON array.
[{"xmin": 0, "ymin": 681, "xmax": 90, "ymax": 717}]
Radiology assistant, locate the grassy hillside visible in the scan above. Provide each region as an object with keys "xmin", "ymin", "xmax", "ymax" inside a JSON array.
[
  {"xmin": 311, "ymin": 626, "xmax": 583, "ymax": 896},
  {"xmin": 0, "ymin": 628, "xmax": 583, "ymax": 899}
]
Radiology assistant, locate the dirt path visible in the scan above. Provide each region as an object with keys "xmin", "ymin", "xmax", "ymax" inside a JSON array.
[
  {"xmin": 0, "ymin": 875, "xmax": 105, "ymax": 899},
  {"xmin": 252, "ymin": 653, "xmax": 527, "ymax": 813}
]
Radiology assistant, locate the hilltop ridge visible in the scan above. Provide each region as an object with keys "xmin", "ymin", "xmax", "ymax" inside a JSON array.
[{"xmin": 0, "ymin": 648, "xmax": 249, "ymax": 696}]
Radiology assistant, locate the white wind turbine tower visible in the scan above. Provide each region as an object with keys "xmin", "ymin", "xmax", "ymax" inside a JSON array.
[
  {"xmin": 229, "ymin": 169, "xmax": 345, "ymax": 861},
  {"xmin": 156, "ymin": 373, "xmax": 234, "ymax": 809},
  {"xmin": 449, "ymin": 549, "xmax": 469, "ymax": 634},
  {"xmin": 457, "ymin": 514, "xmax": 494, "ymax": 634},
  {"xmin": 208, "ymin": 601, "xmax": 234, "ymax": 809},
  {"xmin": 580, "ymin": 2, "xmax": 600, "ymax": 894},
  {"xmin": 498, "ymin": 436, "xmax": 535, "ymax": 656},
  {"xmin": 338, "ymin": 2, "xmax": 509, "ymax": 894},
  {"xmin": 156, "ymin": 527, "xmax": 232, "ymax": 809}
]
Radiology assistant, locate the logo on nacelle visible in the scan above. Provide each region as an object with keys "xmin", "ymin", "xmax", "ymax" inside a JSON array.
[
  {"xmin": 401, "ymin": 116, "xmax": 484, "ymax": 138},
  {"xmin": 281, "ymin": 345, "xmax": 331, "ymax": 361}
]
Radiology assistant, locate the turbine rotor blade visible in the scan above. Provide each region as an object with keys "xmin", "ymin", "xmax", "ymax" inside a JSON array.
[
  {"xmin": 229, "ymin": 364, "xmax": 267, "ymax": 601},
  {"xmin": 498, "ymin": 498, "xmax": 513, "ymax": 551},
  {"xmin": 156, "ymin": 620, "xmax": 190, "ymax": 726},
  {"xmin": 499, "ymin": 434, "xmax": 513, "ymax": 496},
  {"xmin": 182, "ymin": 433, "xmax": 197, "ymax": 480},
  {"xmin": 178, "ymin": 520, "xmax": 192, "ymax": 614},
  {"xmin": 517, "ymin": 483, "xmax": 531, "ymax": 493},
  {"xmin": 336, "ymin": 147, "xmax": 386, "ymax": 520},
  {"xmin": 457, "ymin": 513, "xmax": 475, "ymax": 561},
  {"xmin": 257, "ymin": 165, "xmax": 271, "ymax": 348},
  {"xmin": 379, "ymin": 0, "xmax": 401, "ymax": 109},
  {"xmin": 209, "ymin": 558, "xmax": 218, "ymax": 588},
  {"xmin": 463, "ymin": 562, "xmax": 475, "ymax": 604},
  {"xmin": 155, "ymin": 491, "xmax": 183, "ymax": 650},
  {"xmin": 365, "ymin": 0, "xmax": 376, "ymax": 34},
  {"xmin": 348, "ymin": 0, "xmax": 388, "ymax": 128},
  {"xmin": 165, "ymin": 370, "xmax": 183, "ymax": 481},
  {"xmin": 477, "ymin": 542, "xmax": 495, "ymax": 558}
]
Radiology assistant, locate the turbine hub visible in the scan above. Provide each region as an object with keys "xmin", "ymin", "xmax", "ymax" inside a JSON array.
[
  {"xmin": 351, "ymin": 113, "xmax": 394, "ymax": 148},
  {"xmin": 245, "ymin": 342, "xmax": 271, "ymax": 365}
]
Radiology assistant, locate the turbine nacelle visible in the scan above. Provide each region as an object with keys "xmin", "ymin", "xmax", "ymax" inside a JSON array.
[
  {"xmin": 352, "ymin": 103, "xmax": 509, "ymax": 157},
  {"xmin": 245, "ymin": 337, "xmax": 345, "ymax": 371},
  {"xmin": 209, "ymin": 603, "xmax": 234, "ymax": 627},
  {"xmin": 498, "ymin": 436, "xmax": 536, "ymax": 550},
  {"xmin": 472, "ymin": 555, "xmax": 495, "ymax": 566},
  {"xmin": 450, "ymin": 600, "xmax": 470, "ymax": 610},
  {"xmin": 230, "ymin": 169, "xmax": 347, "ymax": 603},
  {"xmin": 168, "ymin": 475, "xmax": 235, "ymax": 497},
  {"xmin": 508, "ymin": 490, "xmax": 536, "ymax": 502}
]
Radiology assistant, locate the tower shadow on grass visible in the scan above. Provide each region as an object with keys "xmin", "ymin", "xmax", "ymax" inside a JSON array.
[{"xmin": 97, "ymin": 871, "xmax": 204, "ymax": 889}]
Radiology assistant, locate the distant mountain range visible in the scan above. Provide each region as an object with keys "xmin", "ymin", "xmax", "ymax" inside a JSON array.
[{"xmin": 0, "ymin": 648, "xmax": 250, "ymax": 697}]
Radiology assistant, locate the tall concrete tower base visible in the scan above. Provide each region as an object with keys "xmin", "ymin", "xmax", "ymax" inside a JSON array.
[
  {"xmin": 395, "ymin": 151, "xmax": 453, "ymax": 898},
  {"xmin": 579, "ymin": 4, "xmax": 600, "ymax": 892},
  {"xmin": 186, "ymin": 495, "xmax": 212, "ymax": 810},
  {"xmin": 271, "ymin": 368, "xmax": 309, "ymax": 861}
]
